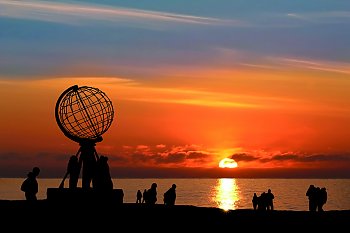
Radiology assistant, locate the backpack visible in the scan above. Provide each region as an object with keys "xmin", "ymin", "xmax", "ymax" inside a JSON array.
[{"xmin": 21, "ymin": 179, "xmax": 29, "ymax": 192}]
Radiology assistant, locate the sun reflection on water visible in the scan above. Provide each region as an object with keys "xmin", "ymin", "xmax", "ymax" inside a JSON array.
[{"xmin": 214, "ymin": 178, "xmax": 240, "ymax": 211}]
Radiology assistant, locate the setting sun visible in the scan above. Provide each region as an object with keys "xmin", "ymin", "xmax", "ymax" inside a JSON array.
[{"xmin": 219, "ymin": 158, "xmax": 238, "ymax": 168}]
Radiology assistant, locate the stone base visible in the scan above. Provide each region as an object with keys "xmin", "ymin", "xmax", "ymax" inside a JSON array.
[{"xmin": 46, "ymin": 188, "xmax": 124, "ymax": 204}]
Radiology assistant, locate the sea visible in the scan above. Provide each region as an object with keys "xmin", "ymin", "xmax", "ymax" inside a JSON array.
[{"xmin": 1, "ymin": 178, "xmax": 350, "ymax": 211}]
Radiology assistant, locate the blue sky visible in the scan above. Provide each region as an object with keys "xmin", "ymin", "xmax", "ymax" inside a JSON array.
[{"xmin": 1, "ymin": 0, "xmax": 350, "ymax": 79}]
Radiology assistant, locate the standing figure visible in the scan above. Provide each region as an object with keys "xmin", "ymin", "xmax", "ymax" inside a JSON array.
[
  {"xmin": 318, "ymin": 187, "xmax": 327, "ymax": 212},
  {"xmin": 136, "ymin": 190, "xmax": 142, "ymax": 203},
  {"xmin": 59, "ymin": 155, "xmax": 80, "ymax": 189},
  {"xmin": 94, "ymin": 155, "xmax": 113, "ymax": 191},
  {"xmin": 78, "ymin": 142, "xmax": 99, "ymax": 189},
  {"xmin": 252, "ymin": 193, "xmax": 258, "ymax": 210},
  {"xmin": 266, "ymin": 189, "xmax": 275, "ymax": 211},
  {"xmin": 164, "ymin": 184, "xmax": 177, "ymax": 206},
  {"xmin": 67, "ymin": 155, "xmax": 80, "ymax": 189},
  {"xmin": 21, "ymin": 167, "xmax": 40, "ymax": 201},
  {"xmin": 306, "ymin": 184, "xmax": 317, "ymax": 211},
  {"xmin": 142, "ymin": 189, "xmax": 147, "ymax": 203},
  {"xmin": 258, "ymin": 192, "xmax": 267, "ymax": 211},
  {"xmin": 146, "ymin": 183, "xmax": 158, "ymax": 204}
]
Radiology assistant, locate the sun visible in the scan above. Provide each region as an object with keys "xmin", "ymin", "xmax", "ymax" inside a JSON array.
[{"xmin": 219, "ymin": 158, "xmax": 238, "ymax": 168}]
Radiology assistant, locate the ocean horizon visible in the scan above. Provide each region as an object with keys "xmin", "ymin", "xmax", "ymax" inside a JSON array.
[{"xmin": 1, "ymin": 178, "xmax": 349, "ymax": 211}]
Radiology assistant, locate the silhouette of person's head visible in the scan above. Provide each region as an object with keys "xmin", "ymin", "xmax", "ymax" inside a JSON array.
[
  {"xmin": 151, "ymin": 183, "xmax": 157, "ymax": 189},
  {"xmin": 268, "ymin": 189, "xmax": 271, "ymax": 193},
  {"xmin": 32, "ymin": 167, "xmax": 40, "ymax": 177},
  {"xmin": 172, "ymin": 184, "xmax": 176, "ymax": 189},
  {"xmin": 27, "ymin": 171, "xmax": 34, "ymax": 178}
]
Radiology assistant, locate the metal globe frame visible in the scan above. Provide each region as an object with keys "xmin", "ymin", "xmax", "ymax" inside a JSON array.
[
  {"xmin": 55, "ymin": 85, "xmax": 114, "ymax": 189},
  {"xmin": 55, "ymin": 85, "xmax": 114, "ymax": 144}
]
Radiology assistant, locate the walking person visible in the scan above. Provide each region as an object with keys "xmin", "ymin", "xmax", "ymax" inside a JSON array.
[
  {"xmin": 164, "ymin": 184, "xmax": 177, "ymax": 206},
  {"xmin": 21, "ymin": 167, "xmax": 40, "ymax": 201},
  {"xmin": 145, "ymin": 183, "xmax": 157, "ymax": 204}
]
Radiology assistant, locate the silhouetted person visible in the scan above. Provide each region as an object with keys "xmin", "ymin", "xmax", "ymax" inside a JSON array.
[
  {"xmin": 21, "ymin": 167, "xmax": 40, "ymax": 201},
  {"xmin": 164, "ymin": 184, "xmax": 177, "ymax": 206},
  {"xmin": 59, "ymin": 155, "xmax": 80, "ymax": 189},
  {"xmin": 136, "ymin": 190, "xmax": 142, "ymax": 203},
  {"xmin": 266, "ymin": 189, "xmax": 275, "ymax": 211},
  {"xmin": 258, "ymin": 192, "xmax": 267, "ymax": 211},
  {"xmin": 145, "ymin": 183, "xmax": 157, "ymax": 204},
  {"xmin": 77, "ymin": 142, "xmax": 99, "ymax": 189},
  {"xmin": 142, "ymin": 189, "xmax": 147, "ymax": 203},
  {"xmin": 306, "ymin": 184, "xmax": 317, "ymax": 211},
  {"xmin": 317, "ymin": 187, "xmax": 327, "ymax": 212},
  {"xmin": 252, "ymin": 193, "xmax": 258, "ymax": 210},
  {"xmin": 94, "ymin": 155, "xmax": 113, "ymax": 191}
]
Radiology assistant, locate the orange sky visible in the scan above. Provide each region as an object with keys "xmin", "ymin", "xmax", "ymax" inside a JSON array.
[
  {"xmin": 1, "ymin": 64, "xmax": 350, "ymax": 177},
  {"xmin": 1, "ymin": 1, "xmax": 350, "ymax": 178}
]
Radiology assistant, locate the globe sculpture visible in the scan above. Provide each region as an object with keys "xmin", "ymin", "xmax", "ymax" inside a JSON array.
[
  {"xmin": 55, "ymin": 85, "xmax": 114, "ymax": 143},
  {"xmin": 55, "ymin": 85, "xmax": 114, "ymax": 189}
]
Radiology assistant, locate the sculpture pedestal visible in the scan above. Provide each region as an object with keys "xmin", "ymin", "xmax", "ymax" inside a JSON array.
[{"xmin": 46, "ymin": 188, "xmax": 124, "ymax": 204}]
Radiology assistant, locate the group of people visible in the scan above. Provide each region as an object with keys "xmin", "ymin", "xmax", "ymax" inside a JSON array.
[
  {"xmin": 59, "ymin": 153, "xmax": 113, "ymax": 191},
  {"xmin": 136, "ymin": 183, "xmax": 177, "ymax": 206},
  {"xmin": 21, "ymin": 152, "xmax": 114, "ymax": 201},
  {"xmin": 252, "ymin": 189, "xmax": 275, "ymax": 211},
  {"xmin": 251, "ymin": 185, "xmax": 328, "ymax": 212},
  {"xmin": 306, "ymin": 184, "xmax": 328, "ymax": 212},
  {"xmin": 20, "ymin": 168, "xmax": 328, "ymax": 213}
]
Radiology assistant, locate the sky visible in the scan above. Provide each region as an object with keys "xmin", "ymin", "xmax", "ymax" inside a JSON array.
[{"xmin": 1, "ymin": 0, "xmax": 350, "ymax": 178}]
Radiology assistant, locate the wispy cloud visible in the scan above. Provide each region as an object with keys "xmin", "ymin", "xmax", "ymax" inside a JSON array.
[
  {"xmin": 287, "ymin": 11, "xmax": 350, "ymax": 23},
  {"xmin": 276, "ymin": 57, "xmax": 350, "ymax": 75},
  {"xmin": 0, "ymin": 0, "xmax": 242, "ymax": 27},
  {"xmin": 127, "ymin": 97, "xmax": 260, "ymax": 109}
]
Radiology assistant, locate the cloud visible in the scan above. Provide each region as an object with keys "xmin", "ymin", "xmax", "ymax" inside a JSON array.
[
  {"xmin": 230, "ymin": 153, "xmax": 259, "ymax": 162},
  {"xmin": 286, "ymin": 11, "xmax": 350, "ymax": 23},
  {"xmin": 0, "ymin": 151, "xmax": 67, "ymax": 162},
  {"xmin": 187, "ymin": 151, "xmax": 210, "ymax": 159},
  {"xmin": 112, "ymin": 144, "xmax": 214, "ymax": 166},
  {"xmin": 0, "ymin": 152, "xmax": 25, "ymax": 161},
  {"xmin": 230, "ymin": 151, "xmax": 350, "ymax": 164},
  {"xmin": 153, "ymin": 153, "xmax": 187, "ymax": 164},
  {"xmin": 271, "ymin": 153, "xmax": 350, "ymax": 163},
  {"xmin": 136, "ymin": 145, "xmax": 150, "ymax": 150},
  {"xmin": 276, "ymin": 57, "xmax": 350, "ymax": 75},
  {"xmin": 0, "ymin": 0, "xmax": 242, "ymax": 27}
]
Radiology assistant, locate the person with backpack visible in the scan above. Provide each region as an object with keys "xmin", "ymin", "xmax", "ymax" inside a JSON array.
[{"xmin": 21, "ymin": 167, "xmax": 40, "ymax": 201}]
